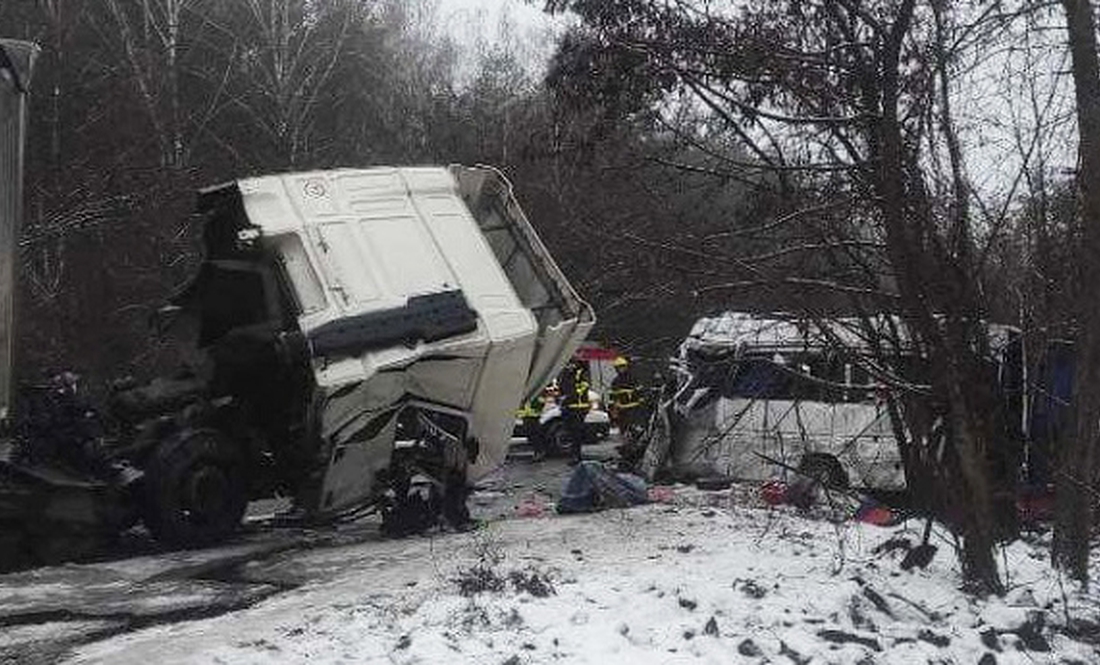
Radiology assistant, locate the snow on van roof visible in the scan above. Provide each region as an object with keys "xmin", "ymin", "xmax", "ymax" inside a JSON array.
[
  {"xmin": 681, "ymin": 311, "xmax": 1017, "ymax": 358},
  {"xmin": 682, "ymin": 312, "xmax": 890, "ymax": 357}
]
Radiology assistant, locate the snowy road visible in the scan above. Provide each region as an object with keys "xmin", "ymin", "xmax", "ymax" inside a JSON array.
[
  {"xmin": 2, "ymin": 439, "xmax": 1098, "ymax": 664},
  {"xmin": 0, "ymin": 440, "xmax": 616, "ymax": 663}
]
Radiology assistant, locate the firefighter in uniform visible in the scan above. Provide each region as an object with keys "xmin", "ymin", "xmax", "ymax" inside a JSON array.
[
  {"xmin": 608, "ymin": 356, "xmax": 645, "ymax": 468},
  {"xmin": 558, "ymin": 360, "xmax": 591, "ymax": 465},
  {"xmin": 517, "ymin": 389, "xmax": 549, "ymax": 461}
]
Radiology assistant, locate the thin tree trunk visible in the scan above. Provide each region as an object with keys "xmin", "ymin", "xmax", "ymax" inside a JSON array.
[
  {"xmin": 1055, "ymin": 0, "xmax": 1100, "ymax": 586},
  {"xmin": 167, "ymin": 0, "xmax": 184, "ymax": 169},
  {"xmin": 873, "ymin": 1, "xmax": 1003, "ymax": 594}
]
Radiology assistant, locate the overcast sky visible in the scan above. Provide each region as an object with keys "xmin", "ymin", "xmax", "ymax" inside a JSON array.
[
  {"xmin": 442, "ymin": 0, "xmax": 550, "ymax": 30},
  {"xmin": 437, "ymin": 0, "xmax": 568, "ymax": 79},
  {"xmin": 429, "ymin": 1, "xmax": 1070, "ymax": 200}
]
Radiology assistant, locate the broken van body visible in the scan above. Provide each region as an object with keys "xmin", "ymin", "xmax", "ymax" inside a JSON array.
[
  {"xmin": 666, "ymin": 312, "xmax": 909, "ymax": 490},
  {"xmin": 664, "ymin": 312, "xmax": 1034, "ymax": 492},
  {"xmin": 664, "ymin": 313, "xmax": 1027, "ymax": 491}
]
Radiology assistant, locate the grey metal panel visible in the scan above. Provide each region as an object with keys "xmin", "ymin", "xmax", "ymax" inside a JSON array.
[{"xmin": 0, "ymin": 40, "xmax": 38, "ymax": 423}]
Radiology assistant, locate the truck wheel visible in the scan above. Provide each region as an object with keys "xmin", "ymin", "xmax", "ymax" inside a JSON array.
[
  {"xmin": 144, "ymin": 429, "xmax": 247, "ymax": 547},
  {"xmin": 798, "ymin": 454, "xmax": 849, "ymax": 491},
  {"xmin": 543, "ymin": 420, "xmax": 571, "ymax": 457}
]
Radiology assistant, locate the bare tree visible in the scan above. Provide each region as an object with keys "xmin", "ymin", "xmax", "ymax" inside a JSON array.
[
  {"xmin": 1054, "ymin": 0, "xmax": 1100, "ymax": 586},
  {"xmin": 543, "ymin": 0, "xmax": 1079, "ymax": 593},
  {"xmin": 93, "ymin": 0, "xmax": 210, "ymax": 169},
  {"xmin": 216, "ymin": 0, "xmax": 362, "ymax": 167}
]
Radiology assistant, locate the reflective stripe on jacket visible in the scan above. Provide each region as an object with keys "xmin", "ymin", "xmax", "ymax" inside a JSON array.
[
  {"xmin": 561, "ymin": 367, "xmax": 591, "ymax": 411},
  {"xmin": 565, "ymin": 383, "xmax": 591, "ymax": 410},
  {"xmin": 609, "ymin": 386, "xmax": 642, "ymax": 410}
]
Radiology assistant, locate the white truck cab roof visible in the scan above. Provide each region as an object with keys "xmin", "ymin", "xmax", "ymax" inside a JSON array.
[{"xmin": 199, "ymin": 165, "xmax": 594, "ymax": 513}]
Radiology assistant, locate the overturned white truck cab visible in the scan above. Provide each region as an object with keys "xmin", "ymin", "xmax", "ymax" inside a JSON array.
[
  {"xmin": 121, "ymin": 165, "xmax": 593, "ymax": 542},
  {"xmin": 3, "ymin": 44, "xmax": 597, "ymax": 560},
  {"xmin": 3, "ymin": 42, "xmax": 595, "ymax": 557},
  {"xmin": 0, "ymin": 163, "xmax": 589, "ymax": 561}
]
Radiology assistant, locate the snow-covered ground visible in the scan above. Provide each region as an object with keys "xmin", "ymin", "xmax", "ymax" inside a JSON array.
[{"xmin": 64, "ymin": 488, "xmax": 1100, "ymax": 665}]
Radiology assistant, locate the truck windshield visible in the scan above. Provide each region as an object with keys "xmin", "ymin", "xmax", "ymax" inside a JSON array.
[{"xmin": 188, "ymin": 264, "xmax": 272, "ymax": 346}]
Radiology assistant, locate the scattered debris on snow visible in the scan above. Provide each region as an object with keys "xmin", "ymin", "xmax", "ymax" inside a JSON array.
[{"xmin": 50, "ymin": 486, "xmax": 1098, "ymax": 665}]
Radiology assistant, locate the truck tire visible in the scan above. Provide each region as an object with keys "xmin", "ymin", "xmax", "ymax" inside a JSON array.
[
  {"xmin": 543, "ymin": 420, "xmax": 571, "ymax": 457},
  {"xmin": 144, "ymin": 428, "xmax": 247, "ymax": 547},
  {"xmin": 798, "ymin": 454, "xmax": 849, "ymax": 491}
]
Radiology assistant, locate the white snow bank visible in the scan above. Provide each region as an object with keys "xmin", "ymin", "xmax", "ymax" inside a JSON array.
[{"xmin": 66, "ymin": 497, "xmax": 1099, "ymax": 664}]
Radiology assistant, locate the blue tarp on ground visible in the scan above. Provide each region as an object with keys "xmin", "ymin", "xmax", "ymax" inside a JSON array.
[{"xmin": 558, "ymin": 461, "xmax": 648, "ymax": 513}]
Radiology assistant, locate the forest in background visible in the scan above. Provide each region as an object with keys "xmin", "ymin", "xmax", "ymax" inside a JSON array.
[
  {"xmin": 0, "ymin": 0, "xmax": 773, "ymax": 386},
  {"xmin": 4, "ymin": 0, "xmax": 1100, "ymax": 591}
]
